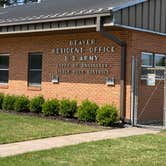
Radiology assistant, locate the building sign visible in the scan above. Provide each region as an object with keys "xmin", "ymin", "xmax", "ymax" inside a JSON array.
[
  {"xmin": 52, "ymin": 39, "xmax": 115, "ymax": 76},
  {"xmin": 147, "ymin": 74, "xmax": 156, "ymax": 86}
]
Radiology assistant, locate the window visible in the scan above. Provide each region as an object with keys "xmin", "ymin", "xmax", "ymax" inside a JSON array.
[
  {"xmin": 141, "ymin": 52, "xmax": 153, "ymax": 67},
  {"xmin": 155, "ymin": 54, "xmax": 166, "ymax": 68},
  {"xmin": 0, "ymin": 54, "xmax": 9, "ymax": 84},
  {"xmin": 141, "ymin": 52, "xmax": 165, "ymax": 80},
  {"xmin": 28, "ymin": 53, "xmax": 42, "ymax": 86}
]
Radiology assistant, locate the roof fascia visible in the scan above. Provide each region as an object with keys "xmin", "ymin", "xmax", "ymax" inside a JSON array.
[
  {"xmin": 0, "ymin": 12, "xmax": 111, "ymax": 27},
  {"xmin": 0, "ymin": 22, "xmax": 114, "ymax": 35},
  {"xmin": 114, "ymin": 24, "xmax": 166, "ymax": 36}
]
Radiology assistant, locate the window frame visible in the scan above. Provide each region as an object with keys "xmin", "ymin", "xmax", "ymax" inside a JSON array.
[
  {"xmin": 28, "ymin": 52, "xmax": 42, "ymax": 87},
  {"xmin": 141, "ymin": 52, "xmax": 166, "ymax": 81},
  {"xmin": 0, "ymin": 54, "xmax": 9, "ymax": 85},
  {"xmin": 154, "ymin": 53, "xmax": 166, "ymax": 69},
  {"xmin": 141, "ymin": 52, "xmax": 154, "ymax": 68}
]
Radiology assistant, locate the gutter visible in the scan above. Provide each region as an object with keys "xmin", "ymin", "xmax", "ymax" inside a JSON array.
[
  {"xmin": 96, "ymin": 16, "xmax": 126, "ymax": 121},
  {"xmin": 0, "ymin": 12, "xmax": 111, "ymax": 27}
]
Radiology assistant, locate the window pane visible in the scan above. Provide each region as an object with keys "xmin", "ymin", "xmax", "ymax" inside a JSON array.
[
  {"xmin": 29, "ymin": 54, "xmax": 42, "ymax": 69},
  {"xmin": 28, "ymin": 53, "xmax": 42, "ymax": 86},
  {"xmin": 29, "ymin": 71, "xmax": 41, "ymax": 85},
  {"xmin": 142, "ymin": 53, "xmax": 153, "ymax": 67},
  {"xmin": 0, "ymin": 56, "xmax": 9, "ymax": 69},
  {"xmin": 155, "ymin": 54, "xmax": 165, "ymax": 67},
  {"xmin": 0, "ymin": 70, "xmax": 8, "ymax": 83}
]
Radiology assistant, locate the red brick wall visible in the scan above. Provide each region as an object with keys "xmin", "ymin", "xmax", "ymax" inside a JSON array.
[
  {"xmin": 131, "ymin": 31, "xmax": 166, "ymax": 124},
  {"xmin": 0, "ymin": 28, "xmax": 164, "ymax": 123},
  {"xmin": 0, "ymin": 30, "xmax": 127, "ymax": 113}
]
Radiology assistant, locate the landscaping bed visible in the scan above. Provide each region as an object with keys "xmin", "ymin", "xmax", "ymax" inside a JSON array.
[
  {"xmin": 0, "ymin": 110, "xmax": 123, "ymax": 129},
  {"xmin": 0, "ymin": 93, "xmax": 120, "ymax": 127},
  {"xmin": 0, "ymin": 93, "xmax": 123, "ymax": 144}
]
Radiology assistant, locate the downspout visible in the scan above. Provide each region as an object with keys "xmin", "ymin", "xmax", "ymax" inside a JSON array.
[{"xmin": 96, "ymin": 16, "xmax": 126, "ymax": 121}]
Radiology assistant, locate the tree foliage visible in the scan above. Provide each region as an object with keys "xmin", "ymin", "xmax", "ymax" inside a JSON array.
[
  {"xmin": 0, "ymin": 0, "xmax": 10, "ymax": 7},
  {"xmin": 0, "ymin": 0, "xmax": 38, "ymax": 7}
]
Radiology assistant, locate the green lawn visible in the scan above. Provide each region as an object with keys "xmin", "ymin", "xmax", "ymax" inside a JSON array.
[
  {"xmin": 0, "ymin": 112, "xmax": 101, "ymax": 144},
  {"xmin": 0, "ymin": 133, "xmax": 166, "ymax": 166}
]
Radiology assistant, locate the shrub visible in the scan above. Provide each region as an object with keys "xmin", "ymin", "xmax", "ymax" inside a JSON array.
[
  {"xmin": 59, "ymin": 99, "xmax": 77, "ymax": 118},
  {"xmin": 96, "ymin": 105, "xmax": 118, "ymax": 126},
  {"xmin": 42, "ymin": 99, "xmax": 59, "ymax": 116},
  {"xmin": 2, "ymin": 95, "xmax": 18, "ymax": 111},
  {"xmin": 29, "ymin": 96, "xmax": 45, "ymax": 113},
  {"xmin": 14, "ymin": 96, "xmax": 30, "ymax": 112},
  {"xmin": 0, "ymin": 93, "xmax": 4, "ymax": 109},
  {"xmin": 77, "ymin": 99, "xmax": 98, "ymax": 122}
]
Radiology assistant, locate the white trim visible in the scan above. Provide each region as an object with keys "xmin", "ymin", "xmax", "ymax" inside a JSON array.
[
  {"xmin": 155, "ymin": 53, "xmax": 166, "ymax": 57},
  {"xmin": 0, "ymin": 69, "xmax": 9, "ymax": 71},
  {"xmin": 142, "ymin": 52, "xmax": 153, "ymax": 55},
  {"xmin": 0, "ymin": 83, "xmax": 8, "ymax": 85},
  {"xmin": 0, "ymin": 25, "xmax": 96, "ymax": 35},
  {"xmin": 29, "ymin": 69, "xmax": 42, "ymax": 72},
  {"xmin": 141, "ymin": 77, "xmax": 165, "ymax": 81},
  {"xmin": 0, "ymin": 22, "xmax": 114, "ymax": 35},
  {"xmin": 0, "ymin": 13, "xmax": 111, "ymax": 27},
  {"xmin": 113, "ymin": 24, "xmax": 166, "ymax": 36},
  {"xmin": 0, "ymin": 54, "xmax": 9, "ymax": 56},
  {"xmin": 28, "ymin": 83, "xmax": 41, "ymax": 87}
]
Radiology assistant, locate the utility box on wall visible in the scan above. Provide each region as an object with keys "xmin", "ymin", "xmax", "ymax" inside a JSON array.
[{"xmin": 147, "ymin": 74, "xmax": 156, "ymax": 86}]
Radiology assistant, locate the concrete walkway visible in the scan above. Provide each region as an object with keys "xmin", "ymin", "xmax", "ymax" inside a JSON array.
[{"xmin": 0, "ymin": 127, "xmax": 159, "ymax": 157}]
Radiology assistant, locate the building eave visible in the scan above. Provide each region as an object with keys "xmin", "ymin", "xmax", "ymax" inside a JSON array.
[
  {"xmin": 113, "ymin": 24, "xmax": 166, "ymax": 36},
  {"xmin": 0, "ymin": 12, "xmax": 111, "ymax": 27},
  {"xmin": 0, "ymin": 21, "xmax": 114, "ymax": 35}
]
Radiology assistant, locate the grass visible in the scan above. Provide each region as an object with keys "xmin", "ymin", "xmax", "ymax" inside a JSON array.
[
  {"xmin": 0, "ymin": 112, "xmax": 101, "ymax": 144},
  {"xmin": 0, "ymin": 133, "xmax": 166, "ymax": 166}
]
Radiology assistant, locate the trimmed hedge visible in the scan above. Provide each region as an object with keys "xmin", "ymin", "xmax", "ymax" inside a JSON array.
[
  {"xmin": 14, "ymin": 96, "xmax": 30, "ymax": 112},
  {"xmin": 42, "ymin": 99, "xmax": 59, "ymax": 116},
  {"xmin": 96, "ymin": 105, "xmax": 118, "ymax": 126},
  {"xmin": 2, "ymin": 95, "xmax": 18, "ymax": 111},
  {"xmin": 59, "ymin": 99, "xmax": 77, "ymax": 118},
  {"xmin": 29, "ymin": 96, "xmax": 45, "ymax": 113},
  {"xmin": 0, "ymin": 93, "xmax": 4, "ymax": 109},
  {"xmin": 0, "ymin": 92, "xmax": 119, "ymax": 126},
  {"xmin": 77, "ymin": 99, "xmax": 98, "ymax": 122}
]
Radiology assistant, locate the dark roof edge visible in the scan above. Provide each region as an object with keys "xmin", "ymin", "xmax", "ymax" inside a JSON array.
[{"xmin": 112, "ymin": 0, "xmax": 147, "ymax": 12}]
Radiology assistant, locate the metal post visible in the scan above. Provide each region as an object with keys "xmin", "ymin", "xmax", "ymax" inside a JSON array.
[
  {"xmin": 131, "ymin": 56, "xmax": 135, "ymax": 126},
  {"xmin": 163, "ymin": 59, "xmax": 166, "ymax": 129},
  {"xmin": 134, "ymin": 58, "xmax": 138, "ymax": 126}
]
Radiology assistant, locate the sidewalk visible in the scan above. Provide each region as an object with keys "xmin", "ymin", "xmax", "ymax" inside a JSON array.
[{"xmin": 0, "ymin": 127, "xmax": 159, "ymax": 157}]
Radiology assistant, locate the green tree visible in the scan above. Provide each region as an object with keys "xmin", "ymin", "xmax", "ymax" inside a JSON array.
[
  {"xmin": 0, "ymin": 0, "xmax": 11, "ymax": 7},
  {"xmin": 0, "ymin": 0, "xmax": 38, "ymax": 7}
]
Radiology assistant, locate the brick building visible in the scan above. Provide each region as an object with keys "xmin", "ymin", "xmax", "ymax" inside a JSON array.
[{"xmin": 0, "ymin": 0, "xmax": 165, "ymax": 125}]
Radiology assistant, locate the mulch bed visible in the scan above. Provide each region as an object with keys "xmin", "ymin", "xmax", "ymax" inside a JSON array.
[{"xmin": 0, "ymin": 110, "xmax": 125, "ymax": 129}]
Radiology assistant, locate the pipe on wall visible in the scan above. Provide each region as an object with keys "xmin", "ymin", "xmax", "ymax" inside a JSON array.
[{"xmin": 96, "ymin": 16, "xmax": 126, "ymax": 121}]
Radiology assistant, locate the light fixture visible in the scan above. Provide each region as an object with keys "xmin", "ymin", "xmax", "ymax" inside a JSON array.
[
  {"xmin": 52, "ymin": 76, "xmax": 59, "ymax": 84},
  {"xmin": 106, "ymin": 77, "xmax": 115, "ymax": 86}
]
